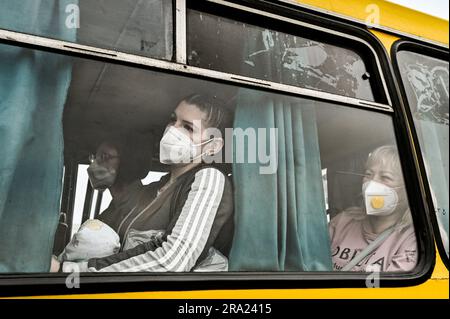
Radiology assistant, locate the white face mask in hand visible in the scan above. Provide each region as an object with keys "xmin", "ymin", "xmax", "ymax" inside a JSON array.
[
  {"xmin": 363, "ymin": 180, "xmax": 399, "ymax": 216},
  {"xmin": 159, "ymin": 126, "xmax": 213, "ymax": 164}
]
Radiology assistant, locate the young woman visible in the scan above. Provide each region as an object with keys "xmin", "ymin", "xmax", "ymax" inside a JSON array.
[{"xmin": 53, "ymin": 94, "xmax": 234, "ymax": 272}]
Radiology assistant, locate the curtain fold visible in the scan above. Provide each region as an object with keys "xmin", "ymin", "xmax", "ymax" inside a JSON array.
[
  {"xmin": 229, "ymin": 90, "xmax": 332, "ymax": 271},
  {"xmin": 229, "ymin": 26, "xmax": 332, "ymax": 271},
  {"xmin": 0, "ymin": 0, "xmax": 76, "ymax": 272}
]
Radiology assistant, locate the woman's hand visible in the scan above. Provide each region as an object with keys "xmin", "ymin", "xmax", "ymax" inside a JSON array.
[{"xmin": 50, "ymin": 256, "xmax": 61, "ymax": 273}]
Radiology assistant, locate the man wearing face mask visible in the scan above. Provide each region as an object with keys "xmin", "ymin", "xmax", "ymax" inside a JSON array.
[
  {"xmin": 52, "ymin": 94, "xmax": 234, "ymax": 273},
  {"xmin": 329, "ymin": 145, "xmax": 417, "ymax": 272},
  {"xmin": 50, "ymin": 134, "xmax": 151, "ymax": 269},
  {"xmin": 90, "ymin": 136, "xmax": 151, "ymax": 233}
]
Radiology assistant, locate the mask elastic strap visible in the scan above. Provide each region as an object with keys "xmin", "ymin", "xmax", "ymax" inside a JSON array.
[
  {"xmin": 192, "ymin": 137, "xmax": 215, "ymax": 147},
  {"xmin": 190, "ymin": 138, "xmax": 217, "ymax": 161}
]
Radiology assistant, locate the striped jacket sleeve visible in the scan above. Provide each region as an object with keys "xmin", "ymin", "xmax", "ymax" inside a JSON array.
[{"xmin": 65, "ymin": 167, "xmax": 226, "ymax": 272}]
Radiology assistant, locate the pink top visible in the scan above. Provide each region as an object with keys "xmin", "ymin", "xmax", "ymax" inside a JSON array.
[{"xmin": 329, "ymin": 210, "xmax": 417, "ymax": 272}]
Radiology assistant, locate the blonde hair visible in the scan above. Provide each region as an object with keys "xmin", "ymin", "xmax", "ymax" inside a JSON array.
[
  {"xmin": 366, "ymin": 145, "xmax": 401, "ymax": 174},
  {"xmin": 365, "ymin": 145, "xmax": 413, "ymax": 231}
]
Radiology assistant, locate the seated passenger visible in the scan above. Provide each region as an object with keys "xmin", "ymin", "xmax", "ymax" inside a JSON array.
[
  {"xmin": 52, "ymin": 134, "xmax": 150, "ymax": 267},
  {"xmin": 329, "ymin": 145, "xmax": 417, "ymax": 272},
  {"xmin": 52, "ymin": 94, "xmax": 234, "ymax": 273},
  {"xmin": 89, "ymin": 134, "xmax": 151, "ymax": 233}
]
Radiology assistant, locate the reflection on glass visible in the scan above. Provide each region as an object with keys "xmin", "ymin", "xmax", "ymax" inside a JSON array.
[
  {"xmin": 398, "ymin": 51, "xmax": 449, "ymax": 257},
  {"xmin": 0, "ymin": 0, "xmax": 173, "ymax": 59},
  {"xmin": 188, "ymin": 10, "xmax": 375, "ymax": 101}
]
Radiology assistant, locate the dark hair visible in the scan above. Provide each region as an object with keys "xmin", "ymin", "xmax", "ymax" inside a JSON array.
[
  {"xmin": 99, "ymin": 132, "xmax": 152, "ymax": 185},
  {"xmin": 182, "ymin": 94, "xmax": 233, "ymax": 137}
]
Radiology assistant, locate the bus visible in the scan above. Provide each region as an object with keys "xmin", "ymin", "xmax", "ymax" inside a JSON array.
[{"xmin": 0, "ymin": 0, "xmax": 448, "ymax": 299}]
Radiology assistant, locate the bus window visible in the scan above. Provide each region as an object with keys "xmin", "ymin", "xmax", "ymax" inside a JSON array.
[
  {"xmin": 231, "ymin": 91, "xmax": 417, "ymax": 272},
  {"xmin": 0, "ymin": 0, "xmax": 173, "ymax": 60},
  {"xmin": 396, "ymin": 50, "xmax": 449, "ymax": 258},
  {"xmin": 0, "ymin": 38, "xmax": 419, "ymax": 274},
  {"xmin": 187, "ymin": 9, "xmax": 376, "ymax": 102}
]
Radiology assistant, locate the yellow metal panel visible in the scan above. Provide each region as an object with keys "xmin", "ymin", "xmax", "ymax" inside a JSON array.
[
  {"xmin": 433, "ymin": 253, "xmax": 450, "ymax": 280},
  {"xmin": 370, "ymin": 30, "xmax": 399, "ymax": 57},
  {"xmin": 295, "ymin": 0, "xmax": 449, "ymax": 45}
]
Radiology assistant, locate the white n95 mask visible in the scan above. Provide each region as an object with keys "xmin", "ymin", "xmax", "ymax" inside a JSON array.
[
  {"xmin": 363, "ymin": 180, "xmax": 399, "ymax": 216},
  {"xmin": 59, "ymin": 219, "xmax": 120, "ymax": 262},
  {"xmin": 159, "ymin": 126, "xmax": 213, "ymax": 164}
]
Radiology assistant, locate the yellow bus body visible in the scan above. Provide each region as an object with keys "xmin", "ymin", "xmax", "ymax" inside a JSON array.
[{"xmin": 297, "ymin": 0, "xmax": 449, "ymax": 45}]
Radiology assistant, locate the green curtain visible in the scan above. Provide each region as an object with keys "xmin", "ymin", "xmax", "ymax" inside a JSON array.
[
  {"xmin": 229, "ymin": 90, "xmax": 332, "ymax": 271},
  {"xmin": 0, "ymin": 0, "xmax": 76, "ymax": 272}
]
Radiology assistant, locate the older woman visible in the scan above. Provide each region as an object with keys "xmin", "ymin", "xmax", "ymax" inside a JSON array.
[
  {"xmin": 52, "ymin": 133, "xmax": 151, "ymax": 266},
  {"xmin": 329, "ymin": 145, "xmax": 417, "ymax": 272}
]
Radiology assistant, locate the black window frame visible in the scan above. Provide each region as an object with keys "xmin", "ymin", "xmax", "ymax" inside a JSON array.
[
  {"xmin": 391, "ymin": 39, "xmax": 450, "ymax": 271},
  {"xmin": 0, "ymin": 0, "xmax": 436, "ymax": 297}
]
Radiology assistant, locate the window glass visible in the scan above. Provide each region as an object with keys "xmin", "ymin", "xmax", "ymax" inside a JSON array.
[
  {"xmin": 397, "ymin": 50, "xmax": 449, "ymax": 258},
  {"xmin": 0, "ymin": 0, "xmax": 173, "ymax": 60},
  {"xmin": 0, "ymin": 42, "xmax": 417, "ymax": 274},
  {"xmin": 187, "ymin": 10, "xmax": 375, "ymax": 101}
]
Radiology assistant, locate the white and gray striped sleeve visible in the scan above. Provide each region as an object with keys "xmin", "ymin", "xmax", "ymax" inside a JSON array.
[{"xmin": 84, "ymin": 167, "xmax": 225, "ymax": 272}]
